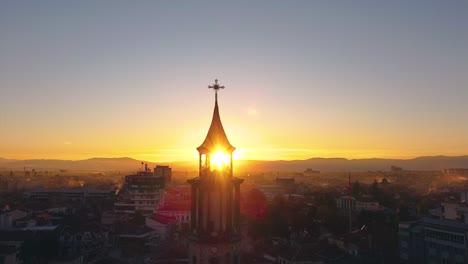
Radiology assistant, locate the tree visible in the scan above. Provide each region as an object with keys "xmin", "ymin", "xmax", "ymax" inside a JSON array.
[
  {"xmin": 370, "ymin": 179, "xmax": 380, "ymax": 197},
  {"xmin": 132, "ymin": 211, "xmax": 145, "ymax": 225},
  {"xmin": 398, "ymin": 204, "xmax": 411, "ymax": 221},
  {"xmin": 242, "ymin": 188, "xmax": 267, "ymax": 222},
  {"xmin": 266, "ymin": 195, "xmax": 289, "ymax": 238},
  {"xmin": 242, "ymin": 188, "xmax": 268, "ymax": 238}
]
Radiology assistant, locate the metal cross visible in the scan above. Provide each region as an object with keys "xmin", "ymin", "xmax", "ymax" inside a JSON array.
[{"xmin": 208, "ymin": 79, "xmax": 224, "ymax": 101}]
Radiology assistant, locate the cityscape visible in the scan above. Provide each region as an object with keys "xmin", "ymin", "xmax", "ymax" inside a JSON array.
[{"xmin": 1, "ymin": 1, "xmax": 468, "ymax": 264}]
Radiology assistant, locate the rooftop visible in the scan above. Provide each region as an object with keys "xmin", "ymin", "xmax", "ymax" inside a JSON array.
[
  {"xmin": 158, "ymin": 202, "xmax": 191, "ymax": 212},
  {"xmin": 197, "ymin": 95, "xmax": 235, "ymax": 154},
  {"xmin": 151, "ymin": 214, "xmax": 179, "ymax": 225},
  {"xmin": 420, "ymin": 217, "xmax": 468, "ymax": 231}
]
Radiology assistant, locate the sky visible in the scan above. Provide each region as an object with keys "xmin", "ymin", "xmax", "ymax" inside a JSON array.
[{"xmin": 0, "ymin": 1, "xmax": 467, "ymax": 162}]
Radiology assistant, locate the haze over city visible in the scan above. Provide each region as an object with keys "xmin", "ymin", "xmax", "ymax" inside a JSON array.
[
  {"xmin": 1, "ymin": 1, "xmax": 468, "ymax": 162},
  {"xmin": 3, "ymin": 2, "xmax": 468, "ymax": 264}
]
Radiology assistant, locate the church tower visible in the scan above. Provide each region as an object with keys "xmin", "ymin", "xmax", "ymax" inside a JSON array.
[{"xmin": 188, "ymin": 79, "xmax": 243, "ymax": 264}]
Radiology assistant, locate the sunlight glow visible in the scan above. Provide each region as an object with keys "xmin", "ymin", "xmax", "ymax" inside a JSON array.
[
  {"xmin": 232, "ymin": 149, "xmax": 242, "ymax": 160},
  {"xmin": 211, "ymin": 150, "xmax": 231, "ymax": 171}
]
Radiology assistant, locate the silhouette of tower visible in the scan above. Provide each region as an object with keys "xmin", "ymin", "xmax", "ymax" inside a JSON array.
[{"xmin": 188, "ymin": 79, "xmax": 243, "ymax": 264}]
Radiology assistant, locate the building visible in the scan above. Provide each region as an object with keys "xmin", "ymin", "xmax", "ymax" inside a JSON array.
[
  {"xmin": 114, "ymin": 222, "xmax": 156, "ymax": 257},
  {"xmin": 114, "ymin": 166, "xmax": 165, "ymax": 215},
  {"xmin": 160, "ymin": 185, "xmax": 191, "ymax": 206},
  {"xmin": 303, "ymin": 168, "xmax": 320, "ymax": 176},
  {"xmin": 0, "ymin": 229, "xmax": 61, "ymax": 263},
  {"xmin": 147, "ymin": 185, "xmax": 192, "ymax": 230},
  {"xmin": 399, "ymin": 221, "xmax": 425, "ymax": 264},
  {"xmin": 58, "ymin": 223, "xmax": 111, "ymax": 261},
  {"xmin": 457, "ymin": 204, "xmax": 468, "ymax": 224},
  {"xmin": 460, "ymin": 190, "xmax": 468, "ymax": 202},
  {"xmin": 158, "ymin": 185, "xmax": 191, "ymax": 223},
  {"xmin": 399, "ymin": 218, "xmax": 468, "ymax": 264},
  {"xmin": 187, "ymin": 80, "xmax": 243, "ymax": 264},
  {"xmin": 23, "ymin": 187, "xmax": 115, "ymax": 202},
  {"xmin": 257, "ymin": 185, "xmax": 287, "ymax": 201},
  {"xmin": 157, "ymin": 203, "xmax": 191, "ymax": 225},
  {"xmin": 277, "ymin": 245, "xmax": 325, "ymax": 264},
  {"xmin": 100, "ymin": 211, "xmax": 121, "ymax": 226},
  {"xmin": 154, "ymin": 165, "xmax": 172, "ymax": 186},
  {"xmin": 0, "ymin": 210, "xmax": 28, "ymax": 230},
  {"xmin": 328, "ymin": 227, "xmax": 372, "ymax": 257},
  {"xmin": 443, "ymin": 168, "xmax": 468, "ymax": 176},
  {"xmin": 335, "ymin": 196, "xmax": 380, "ymax": 213},
  {"xmin": 441, "ymin": 201, "xmax": 460, "ymax": 220},
  {"xmin": 275, "ymin": 177, "xmax": 295, "ymax": 187},
  {"xmin": 48, "ymin": 255, "xmax": 84, "ymax": 264},
  {"xmin": 433, "ymin": 192, "xmax": 468, "ymax": 224},
  {"xmin": 145, "ymin": 214, "xmax": 179, "ymax": 240},
  {"xmin": 0, "ymin": 244, "xmax": 20, "ymax": 264}
]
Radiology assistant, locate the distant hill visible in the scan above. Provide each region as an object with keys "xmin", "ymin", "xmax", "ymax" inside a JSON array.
[
  {"xmin": 1, "ymin": 156, "xmax": 468, "ymax": 172},
  {"xmin": 0, "ymin": 157, "xmax": 156, "ymax": 172},
  {"xmin": 235, "ymin": 156, "xmax": 468, "ymax": 172}
]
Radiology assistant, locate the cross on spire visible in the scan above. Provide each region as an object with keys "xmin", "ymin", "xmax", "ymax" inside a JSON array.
[{"xmin": 208, "ymin": 79, "xmax": 225, "ymax": 101}]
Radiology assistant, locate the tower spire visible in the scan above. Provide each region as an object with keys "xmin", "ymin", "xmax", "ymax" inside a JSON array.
[
  {"xmin": 208, "ymin": 78, "xmax": 224, "ymax": 102},
  {"xmin": 197, "ymin": 79, "xmax": 235, "ymax": 154}
]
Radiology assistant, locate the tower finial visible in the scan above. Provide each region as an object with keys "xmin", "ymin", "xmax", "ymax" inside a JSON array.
[{"xmin": 208, "ymin": 79, "xmax": 225, "ymax": 101}]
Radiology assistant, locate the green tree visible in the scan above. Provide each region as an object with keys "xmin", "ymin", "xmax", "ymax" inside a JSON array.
[
  {"xmin": 132, "ymin": 211, "xmax": 145, "ymax": 225},
  {"xmin": 243, "ymin": 188, "xmax": 268, "ymax": 222},
  {"xmin": 266, "ymin": 195, "xmax": 289, "ymax": 238},
  {"xmin": 370, "ymin": 179, "xmax": 380, "ymax": 197}
]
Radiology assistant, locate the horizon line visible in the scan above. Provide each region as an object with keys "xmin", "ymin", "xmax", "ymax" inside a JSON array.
[{"xmin": 2, "ymin": 154, "xmax": 468, "ymax": 164}]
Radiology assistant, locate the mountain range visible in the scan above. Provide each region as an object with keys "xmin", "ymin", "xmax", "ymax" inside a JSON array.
[{"xmin": 1, "ymin": 156, "xmax": 468, "ymax": 172}]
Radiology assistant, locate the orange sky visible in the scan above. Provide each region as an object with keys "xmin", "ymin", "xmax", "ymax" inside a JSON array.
[
  {"xmin": 1, "ymin": 2, "xmax": 468, "ymax": 162},
  {"xmin": 2, "ymin": 90, "xmax": 467, "ymax": 162}
]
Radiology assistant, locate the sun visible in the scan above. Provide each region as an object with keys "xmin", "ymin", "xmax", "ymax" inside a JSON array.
[{"xmin": 211, "ymin": 150, "xmax": 231, "ymax": 171}]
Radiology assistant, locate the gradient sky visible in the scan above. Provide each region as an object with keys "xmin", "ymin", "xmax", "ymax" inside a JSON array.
[{"xmin": 1, "ymin": 1, "xmax": 467, "ymax": 162}]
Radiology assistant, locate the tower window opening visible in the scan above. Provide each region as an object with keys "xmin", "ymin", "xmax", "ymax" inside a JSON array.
[{"xmin": 210, "ymin": 151, "xmax": 230, "ymax": 171}]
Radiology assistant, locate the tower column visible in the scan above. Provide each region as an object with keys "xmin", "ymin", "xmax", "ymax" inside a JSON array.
[
  {"xmin": 188, "ymin": 79, "xmax": 243, "ymax": 264},
  {"xmin": 191, "ymin": 184, "xmax": 197, "ymax": 231},
  {"xmin": 219, "ymin": 186, "xmax": 223, "ymax": 232},
  {"xmin": 226, "ymin": 184, "xmax": 232, "ymax": 233},
  {"xmin": 198, "ymin": 189, "xmax": 204, "ymax": 231},
  {"xmin": 235, "ymin": 184, "xmax": 240, "ymax": 232},
  {"xmin": 199, "ymin": 153, "xmax": 202, "ymax": 177},
  {"xmin": 230, "ymin": 155, "xmax": 233, "ymax": 178}
]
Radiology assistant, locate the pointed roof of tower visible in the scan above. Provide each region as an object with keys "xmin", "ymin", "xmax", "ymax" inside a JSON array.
[{"xmin": 197, "ymin": 97, "xmax": 235, "ymax": 154}]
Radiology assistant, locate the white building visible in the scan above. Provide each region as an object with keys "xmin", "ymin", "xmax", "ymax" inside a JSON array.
[
  {"xmin": 335, "ymin": 196, "xmax": 380, "ymax": 213},
  {"xmin": 399, "ymin": 218, "xmax": 468, "ymax": 264},
  {"xmin": 156, "ymin": 203, "xmax": 191, "ymax": 224},
  {"xmin": 441, "ymin": 202, "xmax": 459, "ymax": 220},
  {"xmin": 114, "ymin": 169, "xmax": 165, "ymax": 215},
  {"xmin": 145, "ymin": 214, "xmax": 178, "ymax": 240}
]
